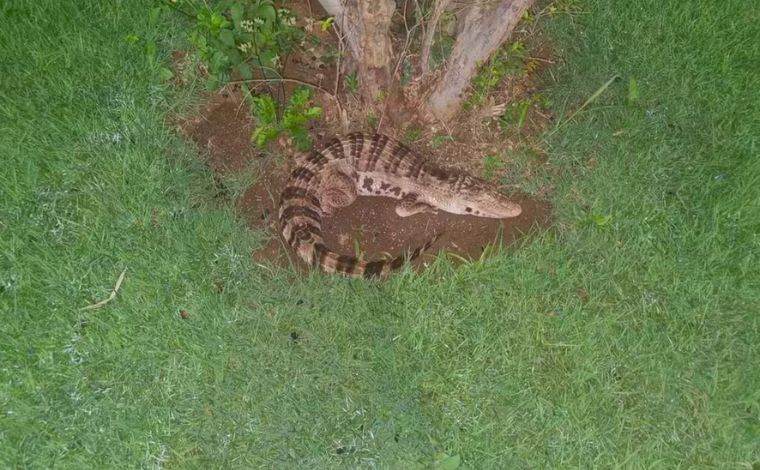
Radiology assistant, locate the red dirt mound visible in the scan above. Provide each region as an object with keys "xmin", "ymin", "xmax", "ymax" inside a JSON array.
[{"xmin": 179, "ymin": 90, "xmax": 551, "ymax": 274}]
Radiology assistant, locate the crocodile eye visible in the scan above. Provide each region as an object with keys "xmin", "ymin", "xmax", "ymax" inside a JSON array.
[{"xmin": 465, "ymin": 207, "xmax": 472, "ymax": 213}]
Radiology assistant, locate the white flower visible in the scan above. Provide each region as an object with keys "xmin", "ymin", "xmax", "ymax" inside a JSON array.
[{"xmin": 241, "ymin": 19, "xmax": 255, "ymax": 33}]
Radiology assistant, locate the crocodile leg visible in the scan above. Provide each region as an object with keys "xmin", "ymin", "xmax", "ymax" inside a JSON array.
[
  {"xmin": 319, "ymin": 165, "xmax": 357, "ymax": 215},
  {"xmin": 395, "ymin": 193, "xmax": 437, "ymax": 217}
]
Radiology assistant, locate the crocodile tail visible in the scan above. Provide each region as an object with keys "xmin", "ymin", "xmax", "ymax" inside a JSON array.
[{"xmin": 313, "ymin": 233, "xmax": 441, "ymax": 279}]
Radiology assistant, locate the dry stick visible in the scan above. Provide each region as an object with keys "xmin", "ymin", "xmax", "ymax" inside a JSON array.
[
  {"xmin": 330, "ymin": 0, "xmax": 346, "ymax": 98},
  {"xmin": 392, "ymin": 16, "xmax": 424, "ymax": 80},
  {"xmin": 80, "ymin": 268, "xmax": 127, "ymax": 311},
  {"xmin": 420, "ymin": 0, "xmax": 451, "ymax": 75},
  {"xmin": 412, "ymin": 0, "xmax": 426, "ymax": 49},
  {"xmin": 527, "ymin": 56, "xmax": 555, "ymax": 64},
  {"xmin": 547, "ymin": 74, "xmax": 620, "ymax": 137},
  {"xmin": 332, "ymin": 22, "xmax": 344, "ymax": 97},
  {"xmin": 331, "ymin": 1, "xmax": 351, "ymax": 132}
]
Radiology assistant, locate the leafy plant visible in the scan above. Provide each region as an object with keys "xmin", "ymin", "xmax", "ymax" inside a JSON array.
[
  {"xmin": 628, "ymin": 77, "xmax": 640, "ymax": 104},
  {"xmin": 320, "ymin": 16, "xmax": 334, "ymax": 32},
  {"xmin": 126, "ymin": 7, "xmax": 175, "ymax": 82},
  {"xmin": 499, "ymin": 99, "xmax": 531, "ymax": 131},
  {"xmin": 498, "ymin": 91, "xmax": 551, "ymax": 133},
  {"xmin": 344, "ymin": 72, "xmax": 358, "ymax": 95},
  {"xmin": 366, "ymin": 112, "xmax": 378, "ymax": 129},
  {"xmin": 250, "ymin": 87, "xmax": 321, "ymax": 151},
  {"xmin": 430, "ymin": 33, "xmax": 455, "ymax": 71},
  {"xmin": 167, "ymin": 0, "xmax": 303, "ymax": 89},
  {"xmin": 582, "ymin": 209, "xmax": 613, "ymax": 232},
  {"xmin": 428, "ymin": 12, "xmax": 457, "ymax": 71},
  {"xmin": 481, "ymin": 154, "xmax": 505, "ymax": 179},
  {"xmin": 431, "ymin": 133, "xmax": 455, "ymax": 148},
  {"xmin": 402, "ymin": 127, "xmax": 422, "ymax": 145},
  {"xmin": 466, "ymin": 40, "xmax": 528, "ymax": 109}
]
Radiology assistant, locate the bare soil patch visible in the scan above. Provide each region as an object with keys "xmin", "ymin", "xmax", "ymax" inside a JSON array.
[{"xmin": 179, "ymin": 89, "xmax": 550, "ymax": 273}]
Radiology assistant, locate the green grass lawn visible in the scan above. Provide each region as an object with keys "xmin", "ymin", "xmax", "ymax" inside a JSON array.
[{"xmin": 1, "ymin": 1, "xmax": 758, "ymax": 468}]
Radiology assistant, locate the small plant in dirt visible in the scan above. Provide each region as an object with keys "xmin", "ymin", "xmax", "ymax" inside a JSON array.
[
  {"xmin": 465, "ymin": 40, "xmax": 528, "ymax": 110},
  {"xmin": 481, "ymin": 154, "xmax": 505, "ymax": 180},
  {"xmin": 250, "ymin": 87, "xmax": 321, "ymax": 151},
  {"xmin": 499, "ymin": 94, "xmax": 549, "ymax": 133},
  {"xmin": 431, "ymin": 133, "xmax": 454, "ymax": 148},
  {"xmin": 499, "ymin": 99, "xmax": 531, "ymax": 132},
  {"xmin": 401, "ymin": 127, "xmax": 422, "ymax": 145},
  {"xmin": 344, "ymin": 72, "xmax": 358, "ymax": 95},
  {"xmin": 166, "ymin": 0, "xmax": 303, "ymax": 89},
  {"xmin": 580, "ymin": 208, "xmax": 613, "ymax": 232}
]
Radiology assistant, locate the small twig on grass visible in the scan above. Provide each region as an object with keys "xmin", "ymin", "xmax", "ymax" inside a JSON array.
[
  {"xmin": 80, "ymin": 268, "xmax": 127, "ymax": 311},
  {"xmin": 546, "ymin": 74, "xmax": 620, "ymax": 137},
  {"xmin": 526, "ymin": 56, "xmax": 555, "ymax": 64}
]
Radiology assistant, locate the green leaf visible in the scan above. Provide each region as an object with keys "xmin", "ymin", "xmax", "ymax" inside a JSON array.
[
  {"xmin": 516, "ymin": 100, "xmax": 530, "ymax": 130},
  {"xmin": 210, "ymin": 50, "xmax": 229, "ymax": 75},
  {"xmin": 253, "ymin": 3, "xmax": 276, "ymax": 23},
  {"xmin": 431, "ymin": 133, "xmax": 453, "ymax": 147},
  {"xmin": 149, "ymin": 6, "xmax": 162, "ymax": 26},
  {"xmin": 145, "ymin": 40, "xmax": 157, "ymax": 64},
  {"xmin": 158, "ymin": 67, "xmax": 174, "ymax": 81},
  {"xmin": 211, "ymin": 12, "xmax": 225, "ymax": 29},
  {"xmin": 226, "ymin": 47, "xmax": 242, "ymax": 66},
  {"xmin": 321, "ymin": 17, "xmax": 334, "ymax": 31},
  {"xmin": 628, "ymin": 77, "xmax": 639, "ymax": 104},
  {"xmin": 229, "ymin": 3, "xmax": 243, "ymax": 22},
  {"xmin": 189, "ymin": 31, "xmax": 206, "ymax": 51},
  {"xmin": 290, "ymin": 87, "xmax": 311, "ymax": 107},
  {"xmin": 219, "ymin": 29, "xmax": 235, "ymax": 47},
  {"xmin": 237, "ymin": 63, "xmax": 253, "ymax": 80},
  {"xmin": 303, "ymin": 107, "xmax": 322, "ymax": 119},
  {"xmin": 252, "ymin": 124, "xmax": 280, "ymax": 148},
  {"xmin": 289, "ymin": 126, "xmax": 311, "ymax": 151},
  {"xmin": 197, "ymin": 7, "xmax": 212, "ymax": 23},
  {"xmin": 125, "ymin": 34, "xmax": 140, "ymax": 44},
  {"xmin": 251, "ymin": 94, "xmax": 278, "ymax": 126},
  {"xmin": 434, "ymin": 453, "xmax": 461, "ymax": 470},
  {"xmin": 206, "ymin": 75, "xmax": 220, "ymax": 90},
  {"xmin": 593, "ymin": 212, "xmax": 612, "ymax": 231}
]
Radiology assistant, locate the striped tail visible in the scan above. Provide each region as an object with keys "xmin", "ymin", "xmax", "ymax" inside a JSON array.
[{"xmin": 311, "ymin": 233, "xmax": 441, "ymax": 279}]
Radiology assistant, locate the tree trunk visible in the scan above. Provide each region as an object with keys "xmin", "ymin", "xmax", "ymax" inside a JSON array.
[
  {"xmin": 318, "ymin": 0, "xmax": 535, "ymax": 124},
  {"xmin": 318, "ymin": 0, "xmax": 395, "ymax": 102},
  {"xmin": 426, "ymin": 0, "xmax": 534, "ymax": 121}
]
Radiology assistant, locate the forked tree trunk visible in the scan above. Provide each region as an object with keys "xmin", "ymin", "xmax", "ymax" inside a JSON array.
[
  {"xmin": 318, "ymin": 0, "xmax": 535, "ymax": 123},
  {"xmin": 426, "ymin": 0, "xmax": 534, "ymax": 120}
]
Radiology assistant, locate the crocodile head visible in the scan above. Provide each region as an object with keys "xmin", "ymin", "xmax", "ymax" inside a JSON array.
[{"xmin": 446, "ymin": 176, "xmax": 522, "ymax": 218}]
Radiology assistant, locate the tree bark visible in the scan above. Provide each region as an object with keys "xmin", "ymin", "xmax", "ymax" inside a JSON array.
[
  {"xmin": 319, "ymin": 0, "xmax": 534, "ymax": 124},
  {"xmin": 317, "ymin": 0, "xmax": 395, "ymax": 102},
  {"xmin": 426, "ymin": 0, "xmax": 534, "ymax": 121}
]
